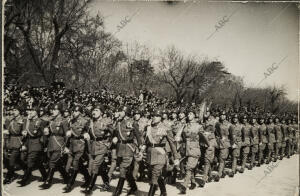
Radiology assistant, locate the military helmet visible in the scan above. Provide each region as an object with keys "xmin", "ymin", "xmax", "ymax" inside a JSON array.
[
  {"xmin": 93, "ymin": 104, "xmax": 105, "ymax": 112},
  {"xmin": 152, "ymin": 110, "xmax": 162, "ymax": 117}
]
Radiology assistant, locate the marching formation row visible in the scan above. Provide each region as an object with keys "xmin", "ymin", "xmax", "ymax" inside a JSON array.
[{"xmin": 3, "ymin": 86, "xmax": 299, "ymax": 196}]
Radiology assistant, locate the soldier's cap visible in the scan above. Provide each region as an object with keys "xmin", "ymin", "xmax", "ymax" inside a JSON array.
[
  {"xmin": 152, "ymin": 110, "xmax": 162, "ymax": 117},
  {"xmin": 178, "ymin": 108, "xmax": 186, "ymax": 115},
  {"xmin": 232, "ymin": 113, "xmax": 238, "ymax": 119},
  {"xmin": 187, "ymin": 107, "xmax": 197, "ymax": 115},
  {"xmin": 241, "ymin": 114, "xmax": 248, "ymax": 119},
  {"xmin": 219, "ymin": 110, "xmax": 226, "ymax": 116},
  {"xmin": 26, "ymin": 105, "xmax": 39, "ymax": 112},
  {"xmin": 133, "ymin": 108, "xmax": 144, "ymax": 115},
  {"xmin": 93, "ymin": 104, "xmax": 105, "ymax": 112},
  {"xmin": 72, "ymin": 105, "xmax": 83, "ymax": 113},
  {"xmin": 250, "ymin": 115, "xmax": 257, "ymax": 120},
  {"xmin": 51, "ymin": 103, "xmax": 63, "ymax": 112}
]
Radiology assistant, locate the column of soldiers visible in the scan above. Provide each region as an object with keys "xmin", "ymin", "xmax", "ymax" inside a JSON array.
[{"xmin": 3, "ymin": 89, "xmax": 299, "ymax": 196}]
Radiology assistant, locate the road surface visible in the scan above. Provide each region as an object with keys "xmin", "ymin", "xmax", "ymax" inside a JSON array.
[{"xmin": 3, "ymin": 154, "xmax": 299, "ymax": 196}]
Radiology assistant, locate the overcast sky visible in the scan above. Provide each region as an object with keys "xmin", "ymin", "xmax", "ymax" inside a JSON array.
[{"xmin": 88, "ymin": 1, "xmax": 299, "ymax": 101}]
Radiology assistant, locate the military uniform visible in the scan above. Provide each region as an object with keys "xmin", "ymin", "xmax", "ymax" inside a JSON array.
[
  {"xmin": 113, "ymin": 117, "xmax": 142, "ymax": 196},
  {"xmin": 241, "ymin": 120, "xmax": 251, "ymax": 172},
  {"xmin": 215, "ymin": 119, "xmax": 231, "ymax": 179},
  {"xmin": 250, "ymin": 119, "xmax": 259, "ymax": 168},
  {"xmin": 82, "ymin": 114, "xmax": 113, "ymax": 193},
  {"xmin": 179, "ymin": 118, "xmax": 209, "ymax": 193},
  {"xmin": 40, "ymin": 113, "xmax": 68, "ymax": 189},
  {"xmin": 63, "ymin": 112, "xmax": 89, "ymax": 193},
  {"xmin": 17, "ymin": 115, "xmax": 47, "ymax": 186},
  {"xmin": 258, "ymin": 120, "xmax": 268, "ymax": 165},
  {"xmin": 201, "ymin": 117, "xmax": 218, "ymax": 186},
  {"xmin": 266, "ymin": 120, "xmax": 275, "ymax": 163},
  {"xmin": 280, "ymin": 120, "xmax": 288, "ymax": 159},
  {"xmin": 3, "ymin": 114, "xmax": 25, "ymax": 184},
  {"xmin": 229, "ymin": 118, "xmax": 242, "ymax": 175},
  {"xmin": 274, "ymin": 120, "xmax": 282, "ymax": 161},
  {"xmin": 145, "ymin": 120, "xmax": 179, "ymax": 196}
]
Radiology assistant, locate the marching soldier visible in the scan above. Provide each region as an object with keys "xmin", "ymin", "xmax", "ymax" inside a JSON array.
[
  {"xmin": 240, "ymin": 114, "xmax": 251, "ymax": 173},
  {"xmin": 249, "ymin": 115, "xmax": 259, "ymax": 169},
  {"xmin": 112, "ymin": 107, "xmax": 142, "ymax": 196},
  {"xmin": 228, "ymin": 113, "xmax": 242, "ymax": 176},
  {"xmin": 17, "ymin": 106, "xmax": 47, "ymax": 186},
  {"xmin": 82, "ymin": 104, "xmax": 113, "ymax": 194},
  {"xmin": 63, "ymin": 106, "xmax": 89, "ymax": 193},
  {"xmin": 144, "ymin": 110, "xmax": 179, "ymax": 196},
  {"xmin": 3, "ymin": 106, "xmax": 25, "ymax": 184},
  {"xmin": 214, "ymin": 111, "xmax": 230, "ymax": 181},
  {"xmin": 40, "ymin": 104, "xmax": 69, "ymax": 189},
  {"xmin": 286, "ymin": 118, "xmax": 293, "ymax": 158},
  {"xmin": 280, "ymin": 118, "xmax": 288, "ymax": 159},
  {"xmin": 266, "ymin": 116, "xmax": 276, "ymax": 163},
  {"xmin": 292, "ymin": 118, "xmax": 299, "ymax": 153},
  {"xmin": 177, "ymin": 108, "xmax": 209, "ymax": 194},
  {"xmin": 274, "ymin": 116, "xmax": 282, "ymax": 162},
  {"xmin": 258, "ymin": 116, "xmax": 268, "ymax": 165},
  {"xmin": 132, "ymin": 109, "xmax": 148, "ymax": 181},
  {"xmin": 200, "ymin": 115, "xmax": 218, "ymax": 187}
]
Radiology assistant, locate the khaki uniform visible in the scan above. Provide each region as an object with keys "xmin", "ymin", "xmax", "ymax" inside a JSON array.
[
  {"xmin": 47, "ymin": 114, "xmax": 68, "ymax": 169},
  {"xmin": 258, "ymin": 124, "xmax": 268, "ymax": 164},
  {"xmin": 266, "ymin": 123, "xmax": 275, "ymax": 162},
  {"xmin": 202, "ymin": 121, "xmax": 218, "ymax": 182},
  {"xmin": 250, "ymin": 123, "xmax": 259, "ymax": 166},
  {"xmin": 274, "ymin": 123, "xmax": 283, "ymax": 159},
  {"xmin": 115, "ymin": 118, "xmax": 142, "ymax": 178},
  {"xmin": 180, "ymin": 120, "xmax": 208, "ymax": 188},
  {"xmin": 215, "ymin": 120, "xmax": 231, "ymax": 177},
  {"xmin": 229, "ymin": 123, "xmax": 242, "ymax": 173},
  {"xmin": 88, "ymin": 117, "xmax": 113, "ymax": 175},
  {"xmin": 145, "ymin": 123, "xmax": 179, "ymax": 185},
  {"xmin": 66, "ymin": 115, "xmax": 88, "ymax": 171},
  {"xmin": 241, "ymin": 123, "xmax": 251, "ymax": 169}
]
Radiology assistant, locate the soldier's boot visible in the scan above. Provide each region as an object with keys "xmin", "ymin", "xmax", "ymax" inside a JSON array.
[
  {"xmin": 240, "ymin": 155, "xmax": 247, "ymax": 173},
  {"xmin": 148, "ymin": 184, "xmax": 158, "ymax": 196},
  {"xmin": 127, "ymin": 173, "xmax": 138, "ymax": 195},
  {"xmin": 82, "ymin": 174, "xmax": 97, "ymax": 194},
  {"xmin": 113, "ymin": 177, "xmax": 125, "ymax": 196},
  {"xmin": 38, "ymin": 165, "xmax": 47, "ymax": 182},
  {"xmin": 57, "ymin": 166, "xmax": 69, "ymax": 184},
  {"xmin": 158, "ymin": 177, "xmax": 167, "ymax": 195},
  {"xmin": 80, "ymin": 167, "xmax": 90, "ymax": 188},
  {"xmin": 18, "ymin": 167, "xmax": 32, "ymax": 187},
  {"xmin": 218, "ymin": 160, "xmax": 225, "ymax": 178},
  {"xmin": 40, "ymin": 168, "xmax": 55, "ymax": 189},
  {"xmin": 4, "ymin": 166, "xmax": 16, "ymax": 185},
  {"xmin": 100, "ymin": 171, "xmax": 110, "ymax": 192},
  {"xmin": 230, "ymin": 157, "xmax": 237, "ymax": 177},
  {"xmin": 249, "ymin": 153, "xmax": 255, "ymax": 170},
  {"xmin": 169, "ymin": 168, "xmax": 177, "ymax": 185},
  {"xmin": 63, "ymin": 169, "xmax": 78, "ymax": 193}
]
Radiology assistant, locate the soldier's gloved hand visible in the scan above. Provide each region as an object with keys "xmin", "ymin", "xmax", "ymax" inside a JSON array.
[
  {"xmin": 66, "ymin": 130, "xmax": 72, "ymax": 137},
  {"xmin": 232, "ymin": 143, "xmax": 237, "ymax": 149},
  {"xmin": 139, "ymin": 145, "xmax": 146, "ymax": 151},
  {"xmin": 112, "ymin": 137, "xmax": 118, "ymax": 144},
  {"xmin": 175, "ymin": 136, "xmax": 181, "ymax": 142},
  {"xmin": 3, "ymin": 129, "xmax": 9, "ymax": 135},
  {"xmin": 21, "ymin": 145, "xmax": 27, "ymax": 151},
  {"xmin": 83, "ymin": 133, "xmax": 90, "ymax": 140},
  {"xmin": 44, "ymin": 127, "xmax": 50, "ymax": 135},
  {"xmin": 44, "ymin": 148, "xmax": 48, "ymax": 152},
  {"xmin": 64, "ymin": 147, "xmax": 70, "ymax": 154},
  {"xmin": 22, "ymin": 130, "xmax": 28, "ymax": 136},
  {"xmin": 174, "ymin": 159, "xmax": 180, "ymax": 166}
]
